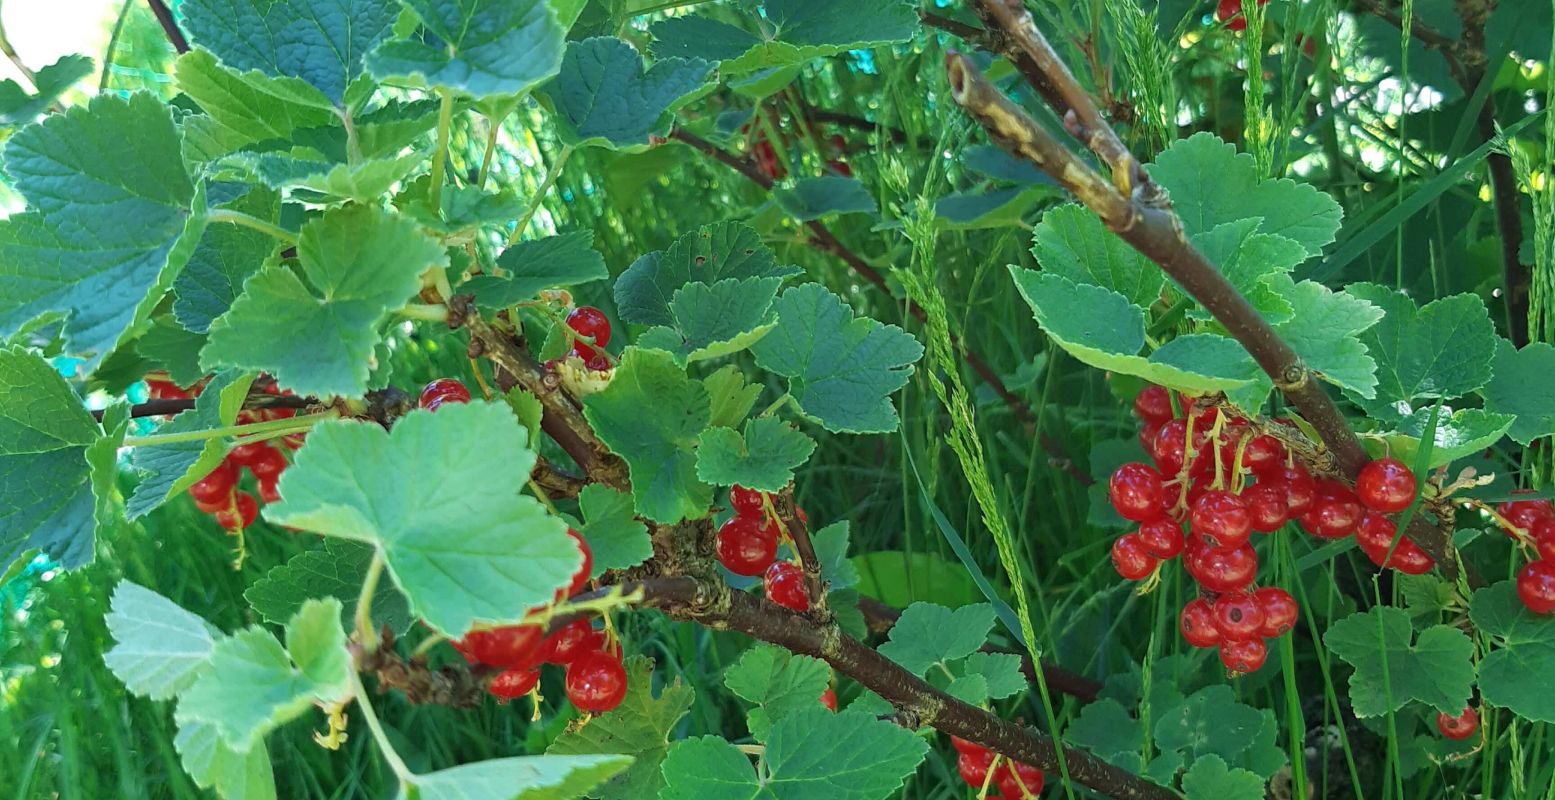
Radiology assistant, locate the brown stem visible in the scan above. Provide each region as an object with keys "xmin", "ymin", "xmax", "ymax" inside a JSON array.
[
  {"xmin": 532, "ymin": 457, "xmax": 587, "ymax": 500},
  {"xmin": 92, "ymin": 393, "xmax": 314, "ymax": 422},
  {"xmin": 1483, "ymin": 114, "xmax": 1530, "ymax": 346},
  {"xmin": 145, "ymin": 0, "xmax": 190, "ymax": 54},
  {"xmin": 773, "ymin": 491, "xmax": 828, "ymax": 617},
  {"xmin": 803, "ymin": 107, "xmax": 909, "ymax": 144}
]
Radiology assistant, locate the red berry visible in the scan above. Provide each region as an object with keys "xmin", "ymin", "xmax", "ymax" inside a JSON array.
[
  {"xmin": 1133, "ymin": 385, "xmax": 1173, "ymax": 425},
  {"xmin": 997, "ymin": 761, "xmax": 1045, "ymax": 798},
  {"xmin": 188, "ymin": 460, "xmax": 239, "ymax": 506},
  {"xmin": 1109, "ymin": 462, "xmax": 1167, "ymax": 522},
  {"xmin": 257, "ymin": 476, "xmax": 282, "ymax": 505},
  {"xmin": 1212, "ymin": 590, "xmax": 1266, "ymax": 640},
  {"xmin": 1180, "ymin": 598, "xmax": 1222, "ymax": 648},
  {"xmin": 957, "ymin": 750, "xmax": 994, "ymax": 788},
  {"xmin": 214, "ymin": 492, "xmax": 259, "ymax": 530},
  {"xmin": 460, "ymin": 624, "xmax": 544, "ymax": 669},
  {"xmin": 1388, "ymin": 538, "xmax": 1435, "ymax": 575},
  {"xmin": 950, "ymin": 735, "xmax": 988, "ymax": 756},
  {"xmin": 765, "ymin": 561, "xmax": 810, "ymax": 612},
  {"xmin": 540, "ymin": 619, "xmax": 603, "ymax": 665},
  {"xmin": 716, "ymin": 516, "xmax": 777, "ymax": 576},
  {"xmin": 1303, "ymin": 480, "xmax": 1362, "ymax": 539},
  {"xmin": 566, "ymin": 306, "xmax": 612, "ymax": 356},
  {"xmin": 565, "ymin": 528, "xmax": 593, "ymax": 598},
  {"xmin": 820, "ymin": 688, "xmax": 837, "ymax": 712},
  {"xmin": 1436, "ymin": 707, "xmax": 1479, "ymax": 740},
  {"xmin": 1190, "ymin": 490, "xmax": 1252, "ymax": 549},
  {"xmin": 1516, "ymin": 560, "xmax": 1555, "ymax": 614},
  {"xmin": 226, "ymin": 442, "xmax": 271, "ymax": 467},
  {"xmin": 1187, "ymin": 542, "xmax": 1258, "ymax": 593},
  {"xmin": 1219, "ymin": 637, "xmax": 1267, "ymax": 674},
  {"xmin": 488, "ymin": 667, "xmax": 540, "ymax": 700},
  {"xmin": 1355, "ymin": 513, "xmax": 1434, "ymax": 574},
  {"xmin": 1254, "ymin": 587, "xmax": 1299, "ymax": 637},
  {"xmin": 1274, "ymin": 464, "xmax": 1316, "ymax": 515},
  {"xmin": 729, "ymin": 485, "xmax": 769, "ymax": 518},
  {"xmin": 1242, "ymin": 480, "xmax": 1289, "ymax": 533},
  {"xmin": 565, "ymin": 649, "xmax": 628, "ymax": 712},
  {"xmin": 1242, "ymin": 435, "xmax": 1285, "ymax": 475},
  {"xmin": 1151, "ymin": 419, "xmax": 1209, "ymax": 477},
  {"xmin": 584, "ymin": 352, "xmax": 611, "ymax": 371},
  {"xmin": 1499, "ymin": 495, "xmax": 1555, "ymax": 534},
  {"xmin": 1533, "ymin": 519, "xmax": 1555, "ymax": 562},
  {"xmin": 146, "ymin": 377, "xmax": 188, "ymax": 400},
  {"xmin": 1137, "ymin": 518, "xmax": 1185, "ymax": 559},
  {"xmin": 1139, "ymin": 421, "xmax": 1162, "ymax": 453},
  {"xmin": 245, "ymin": 444, "xmax": 288, "ymax": 481},
  {"xmin": 1111, "ymin": 533, "xmax": 1158, "ymax": 581},
  {"xmin": 1357, "ymin": 458, "xmax": 1416, "ymax": 513},
  {"xmin": 419, "ymin": 378, "xmax": 471, "ymax": 409}
]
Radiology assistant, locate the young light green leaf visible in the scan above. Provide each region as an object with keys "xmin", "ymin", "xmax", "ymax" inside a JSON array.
[
  {"xmin": 579, "ymin": 485, "xmax": 652, "ymax": 577},
  {"xmin": 0, "ymin": 54, "xmax": 92, "ymax": 125},
  {"xmin": 179, "ymin": 625, "xmax": 337, "ymax": 750},
  {"xmin": 1030, "ymin": 203, "xmax": 1163, "ymax": 307},
  {"xmin": 1181, "ymin": 754, "xmax": 1265, "ymax": 800},
  {"xmin": 696, "ymin": 416, "xmax": 816, "ymax": 491},
  {"xmin": 773, "ymin": 176, "xmax": 878, "ymax": 221},
  {"xmin": 367, "ymin": 0, "xmax": 565, "ymax": 100},
  {"xmin": 546, "ymin": 657, "xmax": 694, "ymax": 800},
  {"xmin": 1146, "ymin": 132, "xmax": 1342, "ymax": 255},
  {"xmin": 751, "ymin": 284, "xmax": 924, "ymax": 434},
  {"xmin": 223, "ymin": 150, "xmax": 426, "ymax": 203},
  {"xmin": 103, "ymin": 581, "xmax": 219, "ymax": 701},
  {"xmin": 636, "ymin": 277, "xmax": 782, "ymax": 364},
  {"xmin": 724, "ymin": 644, "xmax": 831, "ymax": 741},
  {"xmin": 283, "ymin": 598, "xmax": 352, "ymax": 689},
  {"xmin": 463, "ymin": 230, "xmax": 609, "ymax": 309},
  {"xmin": 173, "ymin": 715, "xmax": 276, "ymax": 800},
  {"xmin": 245, "ymin": 539, "xmax": 413, "ymax": 635},
  {"xmin": 1268, "ymin": 276, "xmax": 1384, "ymax": 399},
  {"xmin": 399, "ymin": 183, "xmax": 526, "ymax": 236},
  {"xmin": 264, "ymin": 403, "xmax": 575, "ymax": 636},
  {"xmin": 1322, "ymin": 606, "xmax": 1474, "ymax": 717},
  {"xmin": 614, "ymin": 221, "xmax": 801, "ymax": 327},
  {"xmin": 704, "ymin": 365, "xmax": 763, "ymax": 429},
  {"xmin": 878, "ymin": 602, "xmax": 994, "ymax": 676},
  {"xmin": 173, "ymin": 50, "xmax": 335, "ymax": 155},
  {"xmin": 1480, "ymin": 338, "xmax": 1555, "ymax": 445},
  {"xmin": 125, "ymin": 371, "xmax": 255, "ymax": 519},
  {"xmin": 650, "ymin": 0, "xmax": 918, "ymax": 75},
  {"xmin": 1375, "ymin": 406, "xmax": 1514, "ymax": 469},
  {"xmin": 1470, "ymin": 581, "xmax": 1555, "ymax": 722},
  {"xmin": 0, "ymin": 347, "xmax": 103, "ymax": 571},
  {"xmin": 202, "ymin": 204, "xmax": 445, "ymax": 398},
  {"xmin": 959, "ymin": 652, "xmax": 1025, "ymax": 700},
  {"xmin": 403, "ymin": 754, "xmax": 632, "ymax": 800},
  {"xmin": 1344, "ymin": 284, "xmax": 1497, "ymax": 415},
  {"xmin": 173, "ymin": 188, "xmax": 283, "ymax": 334},
  {"xmin": 812, "ymin": 521, "xmax": 859, "ymax": 590},
  {"xmin": 0, "ymin": 93, "xmax": 202, "ymax": 370},
  {"xmin": 547, "ymin": 37, "xmax": 713, "ymax": 149},
  {"xmin": 180, "ymin": 0, "xmax": 397, "ymax": 107}
]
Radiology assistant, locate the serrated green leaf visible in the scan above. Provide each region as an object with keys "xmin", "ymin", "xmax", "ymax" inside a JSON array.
[
  {"xmin": 179, "ymin": 625, "xmax": 333, "ymax": 750},
  {"xmin": 464, "ymin": 231, "xmax": 609, "ymax": 309},
  {"xmin": 650, "ymin": 0, "xmax": 918, "ymax": 76},
  {"xmin": 1376, "ymin": 406, "xmax": 1514, "ymax": 469},
  {"xmin": 102, "ymin": 581, "xmax": 219, "ymax": 701},
  {"xmin": 1181, "ymin": 754, "xmax": 1264, "ymax": 800},
  {"xmin": 1480, "ymin": 338, "xmax": 1555, "ymax": 445},
  {"xmin": 136, "ymin": 317, "xmax": 209, "ymax": 391},
  {"xmin": 400, "ymin": 183, "xmax": 526, "ymax": 236},
  {"xmin": 1030, "ymin": 204, "xmax": 1162, "ymax": 307},
  {"xmin": 959, "ymin": 652, "xmax": 1025, "ymax": 700},
  {"xmin": 934, "ymin": 187, "xmax": 1046, "ymax": 230},
  {"xmin": 0, "ymin": 94, "xmax": 202, "ymax": 370},
  {"xmin": 878, "ymin": 602, "xmax": 994, "ymax": 676},
  {"xmin": 637, "ymin": 277, "xmax": 781, "ymax": 364},
  {"xmin": 546, "ymin": 656, "xmax": 692, "ymax": 800},
  {"xmin": 0, "ymin": 347, "xmax": 103, "ymax": 571},
  {"xmin": 244, "ymin": 539, "xmax": 413, "ymax": 635},
  {"xmin": 180, "ymin": 0, "xmax": 396, "ymax": 107},
  {"xmin": 583, "ymin": 348, "xmax": 711, "ymax": 524},
  {"xmin": 403, "ymin": 754, "xmax": 633, "ymax": 800},
  {"xmin": 173, "ymin": 50, "xmax": 335, "ymax": 156},
  {"xmin": 614, "ymin": 221, "xmax": 800, "ymax": 327},
  {"xmin": 578, "ymin": 485, "xmax": 652, "ymax": 577},
  {"xmin": 696, "ymin": 417, "xmax": 815, "ymax": 491},
  {"xmin": 125, "ymin": 371, "xmax": 255, "ymax": 519},
  {"xmin": 725, "ymin": 644, "xmax": 831, "ymax": 741},
  {"xmin": 773, "ymin": 177, "xmax": 878, "ymax": 221},
  {"xmin": 0, "ymin": 54, "xmax": 91, "ymax": 125},
  {"xmin": 367, "ymin": 0, "xmax": 564, "ymax": 100},
  {"xmin": 1146, "ymin": 133, "xmax": 1342, "ymax": 255},
  {"xmin": 202, "ymin": 204, "xmax": 444, "ymax": 398},
  {"xmin": 1268, "ymin": 276, "xmax": 1384, "ymax": 399},
  {"xmin": 1344, "ymin": 284, "xmax": 1497, "ymax": 415},
  {"xmin": 88, "ymin": 401, "xmax": 130, "ymax": 532},
  {"xmin": 751, "ymin": 284, "xmax": 923, "ymax": 434},
  {"xmin": 1470, "ymin": 581, "xmax": 1555, "ymax": 722},
  {"xmin": 546, "ymin": 37, "xmax": 713, "ymax": 149},
  {"xmin": 658, "ymin": 736, "xmax": 759, "ymax": 800},
  {"xmin": 704, "ymin": 365, "xmax": 762, "ymax": 429},
  {"xmin": 1154, "ymin": 685, "xmax": 1266, "ymax": 764},
  {"xmin": 224, "ymin": 149, "xmax": 426, "ymax": 202},
  {"xmin": 173, "ymin": 715, "xmax": 276, "ymax": 800},
  {"xmin": 284, "ymin": 598, "xmax": 351, "ymax": 688},
  {"xmin": 812, "ymin": 522, "xmax": 858, "ymax": 591},
  {"xmin": 1187, "ymin": 219, "xmax": 1305, "ymax": 322},
  {"xmin": 173, "ymin": 188, "xmax": 282, "ymax": 334},
  {"xmin": 944, "ymin": 673, "xmax": 990, "ymax": 705},
  {"xmin": 1067, "ymin": 698, "xmax": 1141, "ymax": 765},
  {"xmin": 1323, "ymin": 606, "xmax": 1474, "ymax": 717}
]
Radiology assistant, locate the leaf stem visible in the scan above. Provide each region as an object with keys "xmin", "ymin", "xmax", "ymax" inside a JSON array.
[
  {"xmin": 339, "ymin": 107, "xmax": 362, "ymax": 166},
  {"xmin": 123, "ymin": 410, "xmax": 336, "ymax": 448},
  {"xmin": 756, "ymin": 393, "xmax": 792, "ymax": 419},
  {"xmin": 207, "ymin": 209, "xmax": 298, "ymax": 245},
  {"xmin": 356, "ymin": 551, "xmax": 385, "ymax": 653},
  {"xmin": 506, "ymin": 143, "xmax": 575, "ymax": 246},
  {"xmin": 427, "ymin": 88, "xmax": 456, "ymax": 215},
  {"xmin": 346, "ymin": 668, "xmax": 415, "ymax": 783},
  {"xmin": 477, "ymin": 111, "xmax": 505, "ymax": 188},
  {"xmin": 396, "ymin": 303, "xmax": 450, "ymax": 323}
]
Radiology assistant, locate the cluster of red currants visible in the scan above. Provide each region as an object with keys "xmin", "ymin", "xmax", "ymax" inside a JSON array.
[
  {"xmin": 1492, "ymin": 494, "xmax": 1555, "ymax": 615},
  {"xmin": 564, "ymin": 306, "xmax": 612, "ymax": 372},
  {"xmin": 1215, "ymin": 0, "xmax": 1269, "ymax": 31},
  {"xmin": 951, "ymin": 736, "xmax": 1045, "ymax": 799},
  {"xmin": 160, "ymin": 378, "xmax": 301, "ymax": 531},
  {"xmin": 714, "ymin": 485, "xmax": 810, "ymax": 613}
]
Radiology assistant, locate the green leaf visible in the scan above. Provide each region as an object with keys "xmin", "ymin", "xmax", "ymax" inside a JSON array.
[
  {"xmin": 773, "ymin": 177, "xmax": 878, "ymax": 221},
  {"xmin": 1146, "ymin": 133, "xmax": 1342, "ymax": 255},
  {"xmin": 0, "ymin": 54, "xmax": 91, "ymax": 125},
  {"xmin": 103, "ymin": 581, "xmax": 219, "ymax": 701},
  {"xmin": 650, "ymin": 0, "xmax": 918, "ymax": 76},
  {"xmin": 546, "ymin": 657, "xmax": 693, "ymax": 800},
  {"xmin": 1067, "ymin": 698, "xmax": 1141, "ymax": 765},
  {"xmin": 878, "ymin": 602, "xmax": 994, "ymax": 676},
  {"xmin": 400, "ymin": 183, "xmax": 526, "ymax": 236},
  {"xmin": 1375, "ymin": 406, "xmax": 1514, "ymax": 469},
  {"xmin": 1030, "ymin": 204, "xmax": 1163, "ymax": 307},
  {"xmin": 244, "ymin": 539, "xmax": 414, "ymax": 636},
  {"xmin": 137, "ymin": 317, "xmax": 209, "ymax": 388},
  {"xmin": 546, "ymin": 37, "xmax": 713, "ymax": 149},
  {"xmin": 1154, "ymin": 685, "xmax": 1266, "ymax": 764},
  {"xmin": 944, "ymin": 673, "xmax": 990, "ymax": 705},
  {"xmin": 403, "ymin": 755, "xmax": 634, "ymax": 800},
  {"xmin": 223, "ymin": 149, "xmax": 426, "ymax": 202},
  {"xmin": 264, "ymin": 403, "xmax": 575, "ymax": 636},
  {"xmin": 1343, "ymin": 284, "xmax": 1497, "ymax": 415},
  {"xmin": 614, "ymin": 221, "xmax": 800, "ymax": 328},
  {"xmin": 173, "ymin": 50, "xmax": 335, "ymax": 155},
  {"xmin": 696, "ymin": 417, "xmax": 815, "ymax": 491},
  {"xmin": 88, "ymin": 401, "xmax": 130, "ymax": 533},
  {"xmin": 1187, "ymin": 219, "xmax": 1306, "ymax": 322},
  {"xmin": 812, "ymin": 521, "xmax": 859, "ymax": 590},
  {"xmin": 180, "ymin": 0, "xmax": 397, "ymax": 107},
  {"xmin": 1322, "ymin": 606, "xmax": 1474, "ymax": 717},
  {"xmin": 0, "ymin": 346, "xmax": 103, "ymax": 571},
  {"xmin": 202, "ymin": 204, "xmax": 445, "ymax": 398},
  {"xmin": 173, "ymin": 188, "xmax": 282, "ymax": 334},
  {"xmin": 1470, "ymin": 581, "xmax": 1555, "ymax": 722},
  {"xmin": 125, "ymin": 371, "xmax": 256, "ymax": 519},
  {"xmin": 725, "ymin": 644, "xmax": 832, "ymax": 741},
  {"xmin": 1480, "ymin": 338, "xmax": 1555, "ymax": 445},
  {"xmin": 578, "ymin": 485, "xmax": 652, "ymax": 577},
  {"xmin": 1268, "ymin": 276, "xmax": 1385, "ymax": 399},
  {"xmin": 751, "ymin": 284, "xmax": 924, "ymax": 434},
  {"xmin": 1009, "ymin": 270, "xmax": 1260, "ymax": 393},
  {"xmin": 658, "ymin": 736, "xmax": 760, "ymax": 800},
  {"xmin": 0, "ymin": 94, "xmax": 202, "ymax": 370},
  {"xmin": 704, "ymin": 365, "xmax": 763, "ymax": 430},
  {"xmin": 958, "ymin": 652, "xmax": 1025, "ymax": 700},
  {"xmin": 584, "ymin": 348, "xmax": 712, "ymax": 524},
  {"xmin": 1181, "ymin": 754, "xmax": 1265, "ymax": 800},
  {"xmin": 367, "ymin": 0, "xmax": 565, "ymax": 100},
  {"xmin": 636, "ymin": 277, "xmax": 782, "ymax": 364},
  {"xmin": 173, "ymin": 715, "xmax": 276, "ymax": 800},
  {"xmin": 464, "ymin": 231, "xmax": 609, "ymax": 309},
  {"xmin": 934, "ymin": 187, "xmax": 1046, "ymax": 230}
]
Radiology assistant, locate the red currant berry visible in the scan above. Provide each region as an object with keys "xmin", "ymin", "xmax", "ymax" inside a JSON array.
[
  {"xmin": 226, "ymin": 442, "xmax": 271, "ymax": 467},
  {"xmin": 1533, "ymin": 519, "xmax": 1555, "ymax": 562},
  {"xmin": 1242, "ymin": 435, "xmax": 1285, "ymax": 475},
  {"xmin": 1355, "ymin": 511, "xmax": 1397, "ymax": 555},
  {"xmin": 1499, "ymin": 495, "xmax": 1555, "ymax": 534},
  {"xmin": 1273, "ymin": 464, "xmax": 1316, "ymax": 515},
  {"xmin": 1219, "ymin": 637, "xmax": 1267, "ymax": 674},
  {"xmin": 1356, "ymin": 457, "xmax": 1416, "ymax": 513},
  {"xmin": 950, "ymin": 735, "xmax": 988, "ymax": 756},
  {"xmin": 565, "ymin": 649, "xmax": 628, "ymax": 712},
  {"xmin": 1109, "ymin": 462, "xmax": 1167, "ymax": 522},
  {"xmin": 729, "ymin": 485, "xmax": 769, "ymax": 518},
  {"xmin": 214, "ymin": 492, "xmax": 259, "ymax": 530},
  {"xmin": 1137, "ymin": 518, "xmax": 1185, "ymax": 559},
  {"xmin": 1188, "ymin": 542, "xmax": 1258, "ymax": 593},
  {"xmin": 1133, "ymin": 385, "xmax": 1173, "ymax": 425},
  {"xmin": 1436, "ymin": 707, "xmax": 1479, "ymax": 741},
  {"xmin": 716, "ymin": 516, "xmax": 777, "ymax": 576},
  {"xmin": 1180, "ymin": 598, "xmax": 1222, "ymax": 648},
  {"xmin": 1243, "ymin": 481, "xmax": 1289, "ymax": 533},
  {"xmin": 820, "ymin": 688, "xmax": 837, "ymax": 712},
  {"xmin": 1190, "ymin": 490, "xmax": 1252, "ymax": 549},
  {"xmin": 1111, "ymin": 533, "xmax": 1158, "ymax": 581},
  {"xmin": 1152, "ymin": 419, "xmax": 1211, "ymax": 478},
  {"xmin": 566, "ymin": 306, "xmax": 612, "ymax": 350},
  {"xmin": 765, "ymin": 561, "xmax": 810, "ymax": 612},
  {"xmin": 565, "ymin": 528, "xmax": 593, "ymax": 598},
  {"xmin": 997, "ymin": 761, "xmax": 1045, "ymax": 798},
  {"xmin": 146, "ymin": 377, "xmax": 187, "ymax": 400},
  {"xmin": 540, "ymin": 619, "xmax": 603, "ymax": 665},
  {"xmin": 188, "ymin": 460, "xmax": 239, "ymax": 506},
  {"xmin": 1139, "ymin": 421, "xmax": 1162, "ymax": 454},
  {"xmin": 1388, "ymin": 538, "xmax": 1435, "ymax": 575},
  {"xmin": 1516, "ymin": 560, "xmax": 1555, "ymax": 615},
  {"xmin": 419, "ymin": 378, "xmax": 471, "ymax": 409},
  {"xmin": 1303, "ymin": 480, "xmax": 1362, "ymax": 539},
  {"xmin": 957, "ymin": 750, "xmax": 994, "ymax": 788},
  {"xmin": 460, "ymin": 624, "xmax": 545, "ymax": 669},
  {"xmin": 246, "ymin": 444, "xmax": 288, "ymax": 481},
  {"xmin": 1254, "ymin": 586, "xmax": 1299, "ymax": 637},
  {"xmin": 1211, "ymin": 590, "xmax": 1266, "ymax": 640},
  {"xmin": 257, "ymin": 476, "xmax": 282, "ymax": 505},
  {"xmin": 488, "ymin": 667, "xmax": 540, "ymax": 701}
]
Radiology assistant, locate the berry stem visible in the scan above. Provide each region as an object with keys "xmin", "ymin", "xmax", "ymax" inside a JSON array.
[
  {"xmin": 396, "ymin": 303, "xmax": 450, "ymax": 323},
  {"xmin": 426, "ymin": 88, "xmax": 455, "ymax": 214},
  {"xmin": 123, "ymin": 409, "xmax": 337, "ymax": 448},
  {"xmin": 757, "ymin": 393, "xmax": 793, "ymax": 418},
  {"xmin": 507, "ymin": 144, "xmax": 576, "ymax": 246},
  {"xmin": 356, "ymin": 551, "xmax": 386, "ymax": 653},
  {"xmin": 346, "ymin": 667, "xmax": 415, "ymax": 783},
  {"xmin": 205, "ymin": 208, "xmax": 297, "ymax": 245}
]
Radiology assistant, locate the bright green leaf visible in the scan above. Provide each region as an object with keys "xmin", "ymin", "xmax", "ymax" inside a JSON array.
[
  {"xmin": 696, "ymin": 417, "xmax": 815, "ymax": 491},
  {"xmin": 704, "ymin": 365, "xmax": 762, "ymax": 429},
  {"xmin": 614, "ymin": 221, "xmax": 800, "ymax": 328},
  {"xmin": 959, "ymin": 652, "xmax": 1025, "ymax": 700},
  {"xmin": 659, "ymin": 736, "xmax": 759, "ymax": 800},
  {"xmin": 1186, "ymin": 219, "xmax": 1306, "ymax": 322},
  {"xmin": 1030, "ymin": 204, "xmax": 1162, "ymax": 307},
  {"xmin": 578, "ymin": 485, "xmax": 652, "ymax": 577},
  {"xmin": 102, "ymin": 581, "xmax": 219, "ymax": 701},
  {"xmin": 878, "ymin": 602, "xmax": 994, "ymax": 676},
  {"xmin": 400, "ymin": 183, "xmax": 526, "ymax": 236},
  {"xmin": 650, "ymin": 0, "xmax": 918, "ymax": 75},
  {"xmin": 0, "ymin": 54, "xmax": 92, "ymax": 125},
  {"xmin": 812, "ymin": 522, "xmax": 858, "ymax": 591},
  {"xmin": 1268, "ymin": 276, "xmax": 1384, "ymax": 399},
  {"xmin": 547, "ymin": 656, "xmax": 694, "ymax": 800},
  {"xmin": 367, "ymin": 0, "xmax": 565, "ymax": 100},
  {"xmin": 223, "ymin": 150, "xmax": 426, "ymax": 202},
  {"xmin": 773, "ymin": 177, "xmax": 878, "ymax": 221},
  {"xmin": 1344, "ymin": 284, "xmax": 1496, "ymax": 415},
  {"xmin": 179, "ymin": 623, "xmax": 338, "ymax": 750},
  {"xmin": 173, "ymin": 50, "xmax": 335, "ymax": 155},
  {"xmin": 173, "ymin": 716, "xmax": 276, "ymax": 800},
  {"xmin": 546, "ymin": 37, "xmax": 713, "ymax": 149},
  {"xmin": 725, "ymin": 644, "xmax": 831, "ymax": 741},
  {"xmin": 637, "ymin": 277, "xmax": 782, "ymax": 364},
  {"xmin": 1470, "ymin": 581, "xmax": 1555, "ymax": 722},
  {"xmin": 1480, "ymin": 338, "xmax": 1555, "ymax": 445},
  {"xmin": 464, "ymin": 231, "xmax": 609, "ymax": 309},
  {"xmin": 402, "ymin": 754, "xmax": 633, "ymax": 800},
  {"xmin": 1376, "ymin": 406, "xmax": 1514, "ymax": 469},
  {"xmin": 1323, "ymin": 606, "xmax": 1474, "ymax": 717}
]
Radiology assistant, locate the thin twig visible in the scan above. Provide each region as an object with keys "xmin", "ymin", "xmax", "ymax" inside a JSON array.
[{"xmin": 145, "ymin": 0, "xmax": 189, "ymax": 54}]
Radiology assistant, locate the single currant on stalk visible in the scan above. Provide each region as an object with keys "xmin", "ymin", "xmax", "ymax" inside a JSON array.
[
  {"xmin": 566, "ymin": 306, "xmax": 612, "ymax": 360},
  {"xmin": 1137, "ymin": 517, "xmax": 1186, "ymax": 559},
  {"xmin": 565, "ymin": 648, "xmax": 628, "ymax": 713},
  {"xmin": 1109, "ymin": 462, "xmax": 1167, "ymax": 522},
  {"xmin": 1218, "ymin": 636, "xmax": 1268, "ymax": 675},
  {"xmin": 1132, "ymin": 384, "xmax": 1173, "ymax": 426},
  {"xmin": 1436, "ymin": 707, "xmax": 1479, "ymax": 741},
  {"xmin": 1211, "ymin": 590, "xmax": 1265, "ymax": 641},
  {"xmin": 1111, "ymin": 533, "xmax": 1158, "ymax": 580},
  {"xmin": 540, "ymin": 619, "xmax": 604, "ymax": 665},
  {"xmin": 487, "ymin": 667, "xmax": 540, "ymax": 701},
  {"xmin": 458, "ymin": 624, "xmax": 545, "ymax": 669},
  {"xmin": 419, "ymin": 378, "xmax": 471, "ymax": 410},
  {"xmin": 1498, "ymin": 492, "xmax": 1555, "ymax": 534},
  {"xmin": 764, "ymin": 561, "xmax": 809, "ymax": 612},
  {"xmin": 729, "ymin": 484, "xmax": 770, "ymax": 518},
  {"xmin": 1190, "ymin": 490, "xmax": 1252, "ymax": 549},
  {"xmin": 1517, "ymin": 560, "xmax": 1555, "ymax": 615},
  {"xmin": 1179, "ymin": 597, "xmax": 1222, "ymax": 649},
  {"xmin": 214, "ymin": 492, "xmax": 259, "ymax": 531},
  {"xmin": 716, "ymin": 516, "xmax": 777, "ymax": 576},
  {"xmin": 1356, "ymin": 457, "xmax": 1417, "ymax": 513},
  {"xmin": 996, "ymin": 760, "xmax": 1045, "ymax": 798},
  {"xmin": 1253, "ymin": 587, "xmax": 1299, "ymax": 637}
]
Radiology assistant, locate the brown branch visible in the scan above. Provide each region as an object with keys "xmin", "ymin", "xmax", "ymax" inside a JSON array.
[
  {"xmin": 92, "ymin": 393, "xmax": 313, "ymax": 422},
  {"xmin": 803, "ymin": 108, "xmax": 908, "ymax": 144},
  {"xmin": 773, "ymin": 490, "xmax": 827, "ymax": 617},
  {"xmin": 531, "ymin": 457, "xmax": 587, "ymax": 500},
  {"xmin": 920, "ymin": 10, "xmax": 1070, "ymax": 119},
  {"xmin": 145, "ymin": 0, "xmax": 189, "ymax": 54}
]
